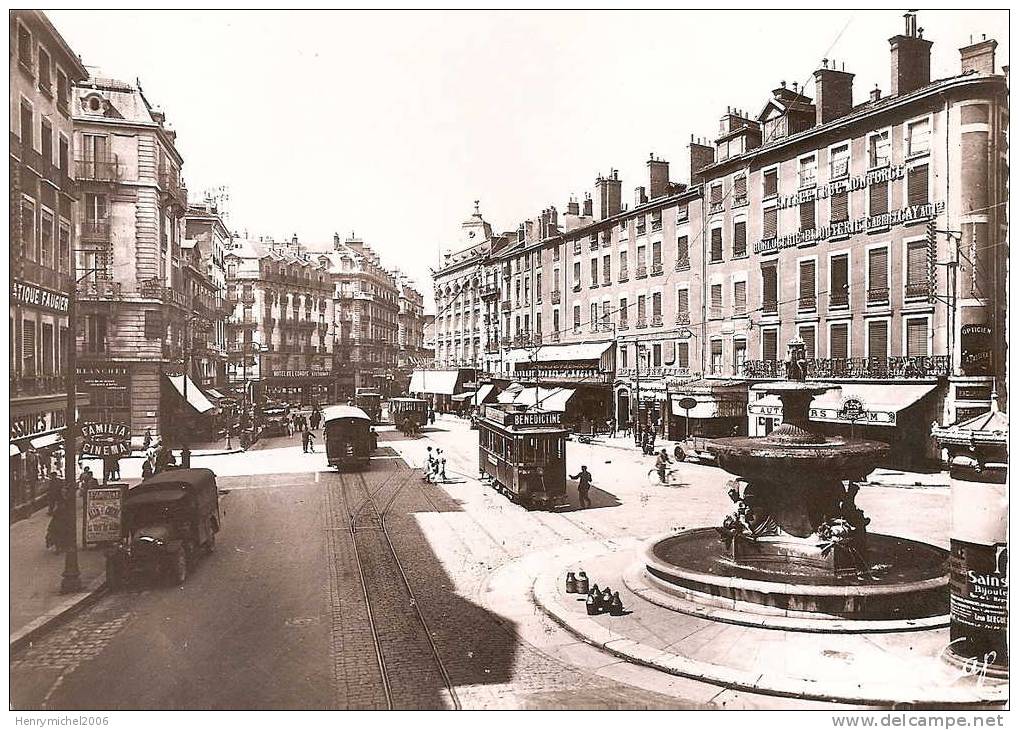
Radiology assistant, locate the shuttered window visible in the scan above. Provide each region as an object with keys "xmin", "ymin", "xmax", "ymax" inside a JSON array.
[
  {"xmin": 907, "ymin": 164, "xmax": 929, "ymax": 206},
  {"xmin": 869, "ymin": 179, "xmax": 889, "ymax": 216},
  {"xmin": 798, "ymin": 325, "xmax": 816, "ymax": 359},
  {"xmin": 734, "ymin": 175, "xmax": 747, "ymax": 199},
  {"xmin": 573, "ymin": 305, "xmax": 581, "ymax": 331},
  {"xmin": 710, "ymin": 284, "xmax": 723, "ymax": 318},
  {"xmin": 868, "ymin": 247, "xmax": 889, "ymax": 302},
  {"xmin": 710, "ymin": 184, "xmax": 723, "ymax": 205},
  {"xmin": 676, "ymin": 235, "xmax": 689, "ymax": 269},
  {"xmin": 763, "ymin": 169, "xmax": 778, "ymax": 198},
  {"xmin": 763, "ymin": 207, "xmax": 778, "ymax": 238},
  {"xmin": 733, "ymin": 280, "xmax": 746, "ymax": 315},
  {"xmin": 906, "ymin": 317, "xmax": 929, "ymax": 357},
  {"xmin": 762, "ymin": 329, "xmax": 778, "ymax": 361},
  {"xmin": 798, "ymin": 260, "xmax": 816, "ymax": 311},
  {"xmin": 867, "ymin": 320, "xmax": 889, "ymax": 358},
  {"xmin": 22, "ymin": 318, "xmax": 36, "ymax": 376},
  {"xmin": 800, "ymin": 199, "xmax": 815, "ymax": 232},
  {"xmin": 830, "ymin": 254, "xmax": 849, "ymax": 307},
  {"xmin": 733, "ymin": 221, "xmax": 747, "ymax": 257},
  {"xmin": 830, "ymin": 323, "xmax": 849, "ymax": 359},
  {"xmin": 619, "ymin": 298, "xmax": 627, "ymax": 326},
  {"xmin": 710, "ymin": 228, "xmax": 723, "ymax": 262},
  {"xmin": 677, "ymin": 341, "xmax": 690, "ymax": 369},
  {"xmin": 905, "ymin": 240, "xmax": 928, "ymax": 299},
  {"xmin": 602, "ymin": 255, "xmax": 611, "ymax": 285},
  {"xmin": 652, "ymin": 292, "xmax": 662, "ymax": 318},
  {"xmin": 677, "ymin": 288, "xmax": 689, "ymax": 316},
  {"xmin": 762, "ymin": 263, "xmax": 778, "ymax": 311},
  {"xmin": 831, "ymin": 189, "xmax": 849, "ymax": 223}
]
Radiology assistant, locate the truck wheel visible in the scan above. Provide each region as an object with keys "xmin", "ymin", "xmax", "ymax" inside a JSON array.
[{"xmin": 171, "ymin": 551, "xmax": 188, "ymax": 585}]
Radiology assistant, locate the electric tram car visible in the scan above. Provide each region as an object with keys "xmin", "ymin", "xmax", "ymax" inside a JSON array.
[
  {"xmin": 353, "ymin": 388, "xmax": 382, "ymax": 424},
  {"xmin": 388, "ymin": 397, "xmax": 428, "ymax": 429},
  {"xmin": 477, "ymin": 404, "xmax": 569, "ymax": 509},
  {"xmin": 323, "ymin": 405, "xmax": 374, "ymax": 469}
]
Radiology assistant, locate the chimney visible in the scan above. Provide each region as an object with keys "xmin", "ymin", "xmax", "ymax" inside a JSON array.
[
  {"xmin": 594, "ymin": 169, "xmax": 622, "ymax": 220},
  {"xmin": 647, "ymin": 154, "xmax": 670, "ymax": 199},
  {"xmin": 688, "ymin": 136, "xmax": 715, "ymax": 186},
  {"xmin": 582, "ymin": 193, "xmax": 593, "ymax": 218},
  {"xmin": 634, "ymin": 186, "xmax": 647, "ymax": 207},
  {"xmin": 889, "ymin": 11, "xmax": 933, "ymax": 96},
  {"xmin": 333, "ymin": 232, "xmax": 341, "ymax": 249},
  {"xmin": 292, "ymin": 233, "xmax": 298, "ymax": 245},
  {"xmin": 813, "ymin": 59, "xmax": 855, "ymax": 125},
  {"xmin": 960, "ymin": 35, "xmax": 997, "ymax": 75},
  {"xmin": 870, "ymin": 85, "xmax": 882, "ymax": 102},
  {"xmin": 566, "ymin": 196, "xmax": 580, "ymax": 216}
]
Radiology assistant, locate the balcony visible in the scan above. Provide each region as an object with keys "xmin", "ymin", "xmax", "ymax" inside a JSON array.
[
  {"xmin": 905, "ymin": 282, "xmax": 932, "ymax": 300},
  {"xmin": 675, "ymin": 312, "xmax": 691, "ymax": 325},
  {"xmin": 798, "ymin": 296, "xmax": 817, "ymax": 312},
  {"xmin": 651, "ymin": 314, "xmax": 663, "ymax": 327},
  {"xmin": 618, "ymin": 271, "xmax": 629, "ymax": 283},
  {"xmin": 80, "ymin": 219, "xmax": 111, "ymax": 242},
  {"xmin": 636, "ymin": 265, "xmax": 648, "ymax": 279},
  {"xmin": 551, "ymin": 290, "xmax": 561, "ymax": 304},
  {"xmin": 635, "ymin": 318, "xmax": 648, "ymax": 329},
  {"xmin": 589, "ymin": 281, "xmax": 599, "ymax": 289},
  {"xmin": 675, "ymin": 257, "xmax": 690, "ymax": 272},
  {"xmin": 636, "ymin": 224, "xmax": 647, "ymax": 236},
  {"xmin": 515, "ymin": 367, "xmax": 614, "ymax": 385},
  {"xmin": 762, "ymin": 299, "xmax": 778, "ymax": 316},
  {"xmin": 830, "ymin": 289, "xmax": 850, "ymax": 308},
  {"xmin": 480, "ymin": 284, "xmax": 499, "ymax": 299},
  {"xmin": 20, "ymin": 262, "xmax": 72, "ymax": 293},
  {"xmin": 10, "ymin": 374, "xmax": 69, "ymax": 399},
  {"xmin": 618, "ymin": 321, "xmax": 629, "ymax": 331},
  {"xmin": 550, "ymin": 331, "xmax": 560, "ymax": 343},
  {"xmin": 733, "ymin": 193, "xmax": 748, "ymax": 208},
  {"xmin": 867, "ymin": 287, "xmax": 890, "ymax": 306},
  {"xmin": 739, "ymin": 356, "xmax": 950, "ymax": 380},
  {"xmin": 158, "ymin": 167, "xmax": 188, "ymax": 208},
  {"xmin": 651, "ymin": 219, "xmax": 663, "ymax": 233},
  {"xmin": 77, "ymin": 280, "xmax": 122, "ymax": 300},
  {"xmin": 572, "ymin": 282, "xmax": 581, "ymax": 293},
  {"xmin": 500, "ymin": 300, "xmax": 512, "ymax": 312},
  {"xmin": 75, "ymin": 154, "xmax": 120, "ymax": 184},
  {"xmin": 651, "ymin": 262, "xmax": 663, "ymax": 276},
  {"xmin": 592, "ymin": 322, "xmax": 613, "ymax": 334}
]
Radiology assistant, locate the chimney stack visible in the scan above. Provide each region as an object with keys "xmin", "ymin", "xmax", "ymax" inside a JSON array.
[
  {"xmin": 594, "ymin": 169, "xmax": 622, "ymax": 220},
  {"xmin": 634, "ymin": 186, "xmax": 647, "ymax": 207},
  {"xmin": 333, "ymin": 232, "xmax": 341, "ymax": 249},
  {"xmin": 813, "ymin": 59, "xmax": 855, "ymax": 125},
  {"xmin": 689, "ymin": 136, "xmax": 715, "ymax": 186},
  {"xmin": 566, "ymin": 196, "xmax": 580, "ymax": 216},
  {"xmin": 889, "ymin": 11, "xmax": 933, "ymax": 96},
  {"xmin": 647, "ymin": 154, "xmax": 670, "ymax": 199},
  {"xmin": 960, "ymin": 36, "xmax": 997, "ymax": 75},
  {"xmin": 582, "ymin": 193, "xmax": 593, "ymax": 218},
  {"xmin": 870, "ymin": 85, "xmax": 882, "ymax": 102}
]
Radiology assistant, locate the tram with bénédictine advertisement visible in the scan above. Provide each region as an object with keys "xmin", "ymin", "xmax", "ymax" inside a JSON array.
[
  {"xmin": 323, "ymin": 405, "xmax": 373, "ymax": 469},
  {"xmin": 477, "ymin": 404, "xmax": 568, "ymax": 509}
]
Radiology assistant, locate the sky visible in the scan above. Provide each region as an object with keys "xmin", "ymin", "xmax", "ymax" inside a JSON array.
[{"xmin": 48, "ymin": 9, "xmax": 1008, "ymax": 312}]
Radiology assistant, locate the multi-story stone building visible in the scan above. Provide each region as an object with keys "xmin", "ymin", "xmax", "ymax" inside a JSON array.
[
  {"xmin": 224, "ymin": 236, "xmax": 334, "ymax": 405},
  {"xmin": 317, "ymin": 233, "xmax": 400, "ymax": 398},
  {"xmin": 695, "ymin": 13, "xmax": 1007, "ymax": 463},
  {"xmin": 71, "ymin": 74, "xmax": 197, "ymax": 446},
  {"xmin": 394, "ymin": 271, "xmax": 427, "ymax": 392},
  {"xmin": 9, "ymin": 10, "xmax": 88, "ymax": 515},
  {"xmin": 183, "ymin": 200, "xmax": 231, "ymax": 389}
]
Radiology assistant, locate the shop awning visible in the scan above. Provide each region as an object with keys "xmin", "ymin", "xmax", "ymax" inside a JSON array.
[
  {"xmin": 747, "ymin": 383, "xmax": 938, "ymax": 427},
  {"xmin": 472, "ymin": 384, "xmax": 497, "ymax": 406},
  {"xmin": 205, "ymin": 388, "xmax": 226, "ymax": 400},
  {"xmin": 506, "ymin": 341, "xmax": 613, "ymax": 365},
  {"xmin": 513, "ymin": 386, "xmax": 576, "ymax": 412},
  {"xmin": 672, "ymin": 395, "xmax": 731, "ymax": 419},
  {"xmin": 10, "ymin": 443, "xmax": 21, "ymax": 457},
  {"xmin": 497, "ymin": 382, "xmax": 524, "ymax": 403},
  {"xmin": 452, "ymin": 391, "xmax": 476, "ymax": 402},
  {"xmin": 409, "ymin": 369, "xmax": 460, "ymax": 395},
  {"xmin": 30, "ymin": 433, "xmax": 63, "ymax": 449},
  {"xmin": 165, "ymin": 374, "xmax": 217, "ymax": 414}
]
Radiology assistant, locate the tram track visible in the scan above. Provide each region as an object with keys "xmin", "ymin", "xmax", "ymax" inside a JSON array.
[{"xmin": 339, "ymin": 464, "xmax": 461, "ymax": 710}]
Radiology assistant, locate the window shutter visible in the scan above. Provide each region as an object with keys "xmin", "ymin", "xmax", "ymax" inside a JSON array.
[
  {"xmin": 652, "ymin": 292, "xmax": 662, "ymax": 317},
  {"xmin": 830, "ymin": 324, "xmax": 849, "ymax": 359},
  {"xmin": 763, "ymin": 170, "xmax": 777, "ymax": 197},
  {"xmin": 906, "ymin": 241, "xmax": 927, "ymax": 286},
  {"xmin": 907, "ymin": 164, "xmax": 929, "ymax": 206},
  {"xmin": 734, "ymin": 176, "xmax": 747, "ymax": 197},
  {"xmin": 868, "ymin": 320, "xmax": 888, "ymax": 358},
  {"xmin": 711, "ymin": 340, "xmax": 723, "ymax": 357},
  {"xmin": 799, "ymin": 260, "xmax": 816, "ymax": 301},
  {"xmin": 799, "ymin": 199, "xmax": 815, "ymax": 231},
  {"xmin": 677, "ymin": 289, "xmax": 688, "ymax": 315},
  {"xmin": 711, "ymin": 228, "xmax": 723, "ymax": 260},
  {"xmin": 906, "ymin": 318, "xmax": 929, "ymax": 357},
  {"xmin": 869, "ymin": 248, "xmax": 889, "ymax": 290},
  {"xmin": 711, "ymin": 284, "xmax": 722, "ymax": 312},
  {"xmin": 733, "ymin": 280, "xmax": 746, "ymax": 314},
  {"xmin": 711, "ymin": 184, "xmax": 722, "ymax": 204},
  {"xmin": 830, "ymin": 254, "xmax": 849, "ymax": 305},
  {"xmin": 869, "ymin": 180, "xmax": 889, "ymax": 215},
  {"xmin": 831, "ymin": 190, "xmax": 849, "ymax": 222},
  {"xmin": 763, "ymin": 208, "xmax": 778, "ymax": 238},
  {"xmin": 763, "ymin": 330, "xmax": 778, "ymax": 361},
  {"xmin": 677, "ymin": 342, "xmax": 689, "ymax": 368},
  {"xmin": 733, "ymin": 221, "xmax": 746, "ymax": 256},
  {"xmin": 798, "ymin": 326, "xmax": 816, "ymax": 359},
  {"xmin": 22, "ymin": 319, "xmax": 37, "ymax": 374},
  {"xmin": 762, "ymin": 264, "xmax": 777, "ymax": 304}
]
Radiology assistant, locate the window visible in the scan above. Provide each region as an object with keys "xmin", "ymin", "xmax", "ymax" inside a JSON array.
[
  {"xmin": 799, "ymin": 199, "xmax": 815, "ymax": 232},
  {"xmin": 676, "ymin": 288, "xmax": 689, "ymax": 322},
  {"xmin": 869, "ymin": 130, "xmax": 891, "ymax": 168},
  {"xmin": 906, "ymin": 118, "xmax": 930, "ymax": 156},
  {"xmin": 22, "ymin": 318, "xmax": 37, "ymax": 376},
  {"xmin": 18, "ymin": 23, "xmax": 33, "ymax": 70},
  {"xmin": 763, "ymin": 207, "xmax": 778, "ymax": 239},
  {"xmin": 905, "ymin": 317, "xmax": 929, "ymax": 357},
  {"xmin": 830, "ymin": 323, "xmax": 849, "ymax": 359},
  {"xmin": 40, "ymin": 210, "xmax": 54, "ymax": 268},
  {"xmin": 905, "ymin": 239, "xmax": 929, "ymax": 300},
  {"xmin": 830, "ymin": 143, "xmax": 850, "ymax": 179},
  {"xmin": 710, "ymin": 227, "xmax": 723, "ymax": 262},
  {"xmin": 523, "ymin": 278, "xmax": 530, "ymax": 304},
  {"xmin": 762, "ymin": 328, "xmax": 778, "ymax": 361},
  {"xmin": 536, "ymin": 272, "xmax": 542, "ymax": 302},
  {"xmin": 733, "ymin": 279, "xmax": 746, "ymax": 316},
  {"xmin": 867, "ymin": 247, "xmax": 889, "ymax": 304},
  {"xmin": 677, "ymin": 341, "xmax": 690, "ymax": 369},
  {"xmin": 590, "ymin": 303, "xmax": 598, "ymax": 328},
  {"xmin": 619, "ymin": 250, "xmax": 628, "ymax": 280},
  {"xmin": 619, "ymin": 297, "xmax": 628, "ymax": 327},
  {"xmin": 40, "ymin": 119, "xmax": 52, "ymax": 164},
  {"xmin": 553, "ymin": 308, "xmax": 560, "ymax": 334},
  {"xmin": 20, "ymin": 102, "xmax": 33, "ymax": 149},
  {"xmin": 652, "ymin": 343, "xmax": 662, "ymax": 367},
  {"xmin": 58, "ymin": 134, "xmax": 68, "ymax": 171},
  {"xmin": 798, "ymin": 325, "xmax": 816, "ymax": 359},
  {"xmin": 620, "ymin": 345, "xmax": 628, "ymax": 369},
  {"xmin": 798, "ymin": 154, "xmax": 817, "ymax": 188},
  {"xmin": 869, "ymin": 179, "xmax": 889, "ymax": 216},
  {"xmin": 710, "ymin": 283, "xmax": 723, "ymax": 319},
  {"xmin": 676, "ymin": 235, "xmax": 690, "ymax": 270},
  {"xmin": 38, "ymin": 46, "xmax": 52, "ymax": 92},
  {"xmin": 710, "ymin": 340, "xmax": 723, "ymax": 374},
  {"xmin": 733, "ymin": 175, "xmax": 747, "ymax": 205},
  {"xmin": 58, "ymin": 223, "xmax": 70, "ymax": 274},
  {"xmin": 831, "ymin": 188, "xmax": 849, "ymax": 223},
  {"xmin": 907, "ymin": 164, "xmax": 929, "ymax": 206},
  {"xmin": 637, "ymin": 295, "xmax": 647, "ymax": 324},
  {"xmin": 602, "ymin": 255, "xmax": 611, "ymax": 285},
  {"xmin": 652, "ymin": 292, "xmax": 662, "ymax": 323},
  {"xmin": 710, "ymin": 183, "xmax": 723, "ymax": 206},
  {"xmin": 761, "ymin": 263, "xmax": 778, "ymax": 314},
  {"xmin": 619, "ymin": 219, "xmax": 628, "ymax": 235},
  {"xmin": 867, "ymin": 319, "xmax": 889, "ymax": 358},
  {"xmin": 651, "ymin": 241, "xmax": 662, "ymax": 273},
  {"xmin": 763, "ymin": 168, "xmax": 778, "ymax": 198},
  {"xmin": 57, "ymin": 70, "xmax": 69, "ymax": 109},
  {"xmin": 637, "ymin": 245, "xmax": 646, "ymax": 274},
  {"xmin": 21, "ymin": 198, "xmax": 36, "ymax": 261},
  {"xmin": 798, "ymin": 259, "xmax": 816, "ymax": 311},
  {"xmin": 734, "ymin": 339, "xmax": 747, "ymax": 374},
  {"xmin": 590, "ymin": 257, "xmax": 598, "ymax": 287},
  {"xmin": 733, "ymin": 221, "xmax": 747, "ymax": 257},
  {"xmin": 85, "ymin": 314, "xmax": 108, "ymax": 353},
  {"xmin": 830, "ymin": 253, "xmax": 849, "ymax": 308},
  {"xmin": 573, "ymin": 305, "xmax": 581, "ymax": 333},
  {"xmin": 572, "ymin": 261, "xmax": 581, "ymax": 291}
]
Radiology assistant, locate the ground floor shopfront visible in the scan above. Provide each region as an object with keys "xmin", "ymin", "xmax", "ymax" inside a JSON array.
[
  {"xmin": 260, "ymin": 373, "xmax": 334, "ymax": 407},
  {"xmin": 408, "ymin": 368, "xmax": 476, "ymax": 412}
]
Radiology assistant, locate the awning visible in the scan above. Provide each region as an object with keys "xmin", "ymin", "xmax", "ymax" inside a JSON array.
[
  {"xmin": 452, "ymin": 391, "xmax": 476, "ymax": 402},
  {"xmin": 472, "ymin": 384, "xmax": 497, "ymax": 406},
  {"xmin": 497, "ymin": 382, "xmax": 524, "ymax": 403},
  {"xmin": 10, "ymin": 443, "xmax": 21, "ymax": 457},
  {"xmin": 747, "ymin": 383, "xmax": 937, "ymax": 427},
  {"xmin": 672, "ymin": 395, "xmax": 733, "ymax": 419},
  {"xmin": 513, "ymin": 386, "xmax": 576, "ymax": 412},
  {"xmin": 30, "ymin": 433, "xmax": 64, "ymax": 449},
  {"xmin": 165, "ymin": 374, "xmax": 217, "ymax": 414},
  {"xmin": 205, "ymin": 388, "xmax": 226, "ymax": 400},
  {"xmin": 409, "ymin": 369, "xmax": 460, "ymax": 395},
  {"xmin": 506, "ymin": 341, "xmax": 613, "ymax": 365}
]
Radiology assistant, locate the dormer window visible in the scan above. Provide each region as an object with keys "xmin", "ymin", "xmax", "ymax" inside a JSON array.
[
  {"xmin": 906, "ymin": 118, "xmax": 931, "ymax": 157},
  {"xmin": 868, "ymin": 130, "xmax": 891, "ymax": 168}
]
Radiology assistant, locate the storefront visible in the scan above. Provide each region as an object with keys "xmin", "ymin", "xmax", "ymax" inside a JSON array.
[
  {"xmin": 668, "ymin": 379, "xmax": 748, "ymax": 439},
  {"xmin": 508, "ymin": 342, "xmax": 614, "ymax": 427},
  {"xmin": 9, "ymin": 404, "xmax": 74, "ymax": 518},
  {"xmin": 408, "ymin": 368, "xmax": 475, "ymax": 412},
  {"xmin": 615, "ymin": 381, "xmax": 670, "ymax": 436},
  {"xmin": 160, "ymin": 374, "xmax": 220, "ymax": 445},
  {"xmin": 262, "ymin": 371, "xmax": 334, "ymax": 406}
]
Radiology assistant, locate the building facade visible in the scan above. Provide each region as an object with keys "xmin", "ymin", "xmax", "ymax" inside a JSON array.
[
  {"xmin": 71, "ymin": 74, "xmax": 196, "ymax": 446},
  {"xmin": 224, "ymin": 236, "xmax": 334, "ymax": 405},
  {"xmin": 394, "ymin": 272, "xmax": 427, "ymax": 392},
  {"xmin": 183, "ymin": 200, "xmax": 231, "ymax": 388},
  {"xmin": 9, "ymin": 10, "xmax": 88, "ymax": 514}
]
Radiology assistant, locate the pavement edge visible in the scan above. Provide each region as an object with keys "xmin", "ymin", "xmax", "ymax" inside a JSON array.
[{"xmin": 10, "ymin": 576, "xmax": 108, "ymax": 654}]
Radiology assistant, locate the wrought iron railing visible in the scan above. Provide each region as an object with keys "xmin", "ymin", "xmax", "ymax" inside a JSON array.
[{"xmin": 739, "ymin": 355, "xmax": 950, "ymax": 380}]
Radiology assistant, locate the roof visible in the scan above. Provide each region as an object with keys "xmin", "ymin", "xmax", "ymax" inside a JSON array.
[
  {"xmin": 323, "ymin": 405, "xmax": 371, "ymax": 422},
  {"xmin": 932, "ymin": 406, "xmax": 1008, "ymax": 445}
]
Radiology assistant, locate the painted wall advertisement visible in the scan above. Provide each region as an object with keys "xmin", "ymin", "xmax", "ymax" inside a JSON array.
[
  {"xmin": 85, "ymin": 486, "xmax": 125, "ymax": 544},
  {"xmin": 960, "ymin": 324, "xmax": 992, "ymax": 376},
  {"xmin": 948, "ymin": 538, "xmax": 1008, "ymax": 670}
]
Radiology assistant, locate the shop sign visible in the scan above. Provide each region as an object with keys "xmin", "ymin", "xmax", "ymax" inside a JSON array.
[
  {"xmin": 748, "ymin": 402, "xmax": 783, "ymax": 416},
  {"xmin": 85, "ymin": 486, "xmax": 125, "ymax": 544},
  {"xmin": 837, "ymin": 397, "xmax": 866, "ymax": 422},
  {"xmin": 776, "ymin": 165, "xmax": 906, "ymax": 209},
  {"xmin": 10, "ymin": 279, "xmax": 70, "ymax": 313},
  {"xmin": 10, "ymin": 409, "xmax": 66, "ymax": 440},
  {"xmin": 512, "ymin": 411, "xmax": 563, "ymax": 428},
  {"xmin": 676, "ymin": 397, "xmax": 698, "ymax": 411},
  {"xmin": 755, "ymin": 201, "xmax": 945, "ymax": 254},
  {"xmin": 810, "ymin": 406, "xmax": 896, "ymax": 426},
  {"xmin": 948, "ymin": 539, "xmax": 1008, "ymax": 668},
  {"xmin": 960, "ymin": 324, "xmax": 992, "ymax": 377},
  {"xmin": 77, "ymin": 365, "xmax": 130, "ymax": 390},
  {"xmin": 80, "ymin": 422, "xmax": 132, "ymax": 457},
  {"xmin": 270, "ymin": 370, "xmax": 331, "ymax": 378}
]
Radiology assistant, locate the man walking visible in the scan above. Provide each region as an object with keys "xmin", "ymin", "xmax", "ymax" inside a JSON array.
[
  {"xmin": 302, "ymin": 428, "xmax": 316, "ymax": 454},
  {"xmin": 570, "ymin": 465, "xmax": 593, "ymax": 509}
]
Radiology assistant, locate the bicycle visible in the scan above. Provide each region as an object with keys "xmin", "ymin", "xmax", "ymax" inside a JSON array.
[{"xmin": 647, "ymin": 465, "xmax": 683, "ymax": 486}]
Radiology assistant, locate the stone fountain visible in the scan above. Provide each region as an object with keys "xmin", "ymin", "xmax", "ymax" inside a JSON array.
[{"xmin": 644, "ymin": 339, "xmax": 949, "ymax": 621}]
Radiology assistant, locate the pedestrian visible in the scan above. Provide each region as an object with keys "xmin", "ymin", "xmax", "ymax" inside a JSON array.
[
  {"xmin": 24, "ymin": 446, "xmax": 40, "ymax": 500},
  {"xmin": 428, "ymin": 407, "xmax": 435, "ymax": 425},
  {"xmin": 111, "ymin": 454, "xmax": 121, "ymax": 481},
  {"xmin": 570, "ymin": 465, "xmax": 593, "ymax": 509},
  {"xmin": 424, "ymin": 446, "xmax": 435, "ymax": 482},
  {"xmin": 78, "ymin": 465, "xmax": 98, "ymax": 491},
  {"xmin": 142, "ymin": 428, "xmax": 153, "ymax": 451},
  {"xmin": 633, "ymin": 423, "xmax": 641, "ymax": 446},
  {"xmin": 141, "ymin": 457, "xmax": 154, "ymax": 480},
  {"xmin": 310, "ymin": 410, "xmax": 321, "ymax": 431},
  {"xmin": 369, "ymin": 427, "xmax": 378, "ymax": 452},
  {"xmin": 437, "ymin": 449, "xmax": 447, "ymax": 482},
  {"xmin": 101, "ymin": 454, "xmax": 112, "ymax": 484},
  {"xmin": 47, "ymin": 472, "xmax": 63, "ymax": 514},
  {"xmin": 46, "ymin": 485, "xmax": 73, "ymax": 553},
  {"xmin": 302, "ymin": 428, "xmax": 316, "ymax": 453},
  {"xmin": 226, "ymin": 424, "xmax": 233, "ymax": 450}
]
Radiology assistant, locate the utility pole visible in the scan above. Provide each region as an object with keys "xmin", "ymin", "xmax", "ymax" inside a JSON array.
[{"xmin": 61, "ymin": 277, "xmax": 82, "ymax": 593}]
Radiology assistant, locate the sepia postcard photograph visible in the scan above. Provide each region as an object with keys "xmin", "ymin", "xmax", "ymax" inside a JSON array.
[{"xmin": 6, "ymin": 7, "xmax": 1010, "ymax": 720}]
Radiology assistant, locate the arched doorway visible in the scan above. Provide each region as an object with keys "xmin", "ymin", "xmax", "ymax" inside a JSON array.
[{"xmin": 615, "ymin": 388, "xmax": 631, "ymax": 431}]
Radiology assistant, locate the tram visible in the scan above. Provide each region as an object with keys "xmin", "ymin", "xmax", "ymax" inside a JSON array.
[
  {"xmin": 389, "ymin": 397, "xmax": 428, "ymax": 429},
  {"xmin": 477, "ymin": 404, "xmax": 569, "ymax": 509},
  {"xmin": 354, "ymin": 388, "xmax": 382, "ymax": 424},
  {"xmin": 323, "ymin": 405, "xmax": 374, "ymax": 470}
]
